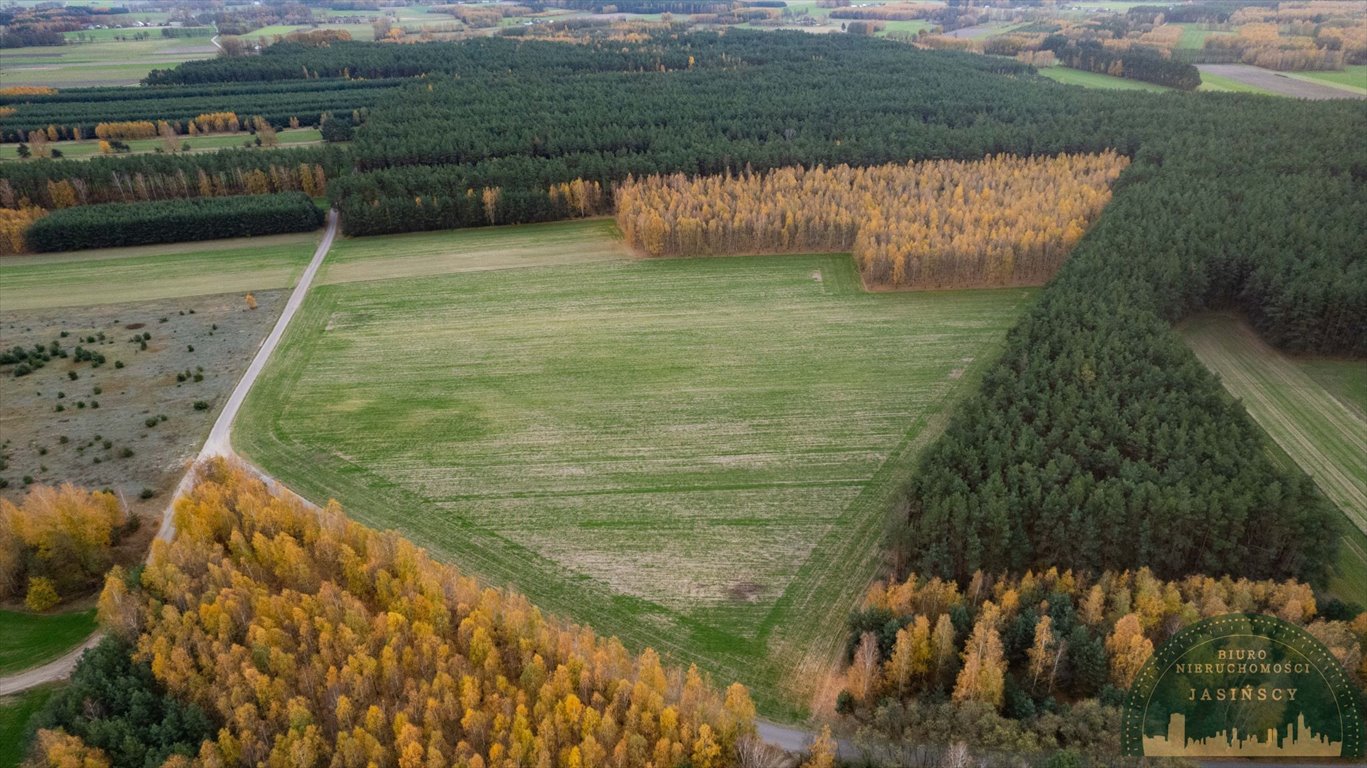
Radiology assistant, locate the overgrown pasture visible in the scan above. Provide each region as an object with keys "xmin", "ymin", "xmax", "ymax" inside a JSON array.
[{"xmin": 237, "ymin": 225, "xmax": 1033, "ymax": 714}]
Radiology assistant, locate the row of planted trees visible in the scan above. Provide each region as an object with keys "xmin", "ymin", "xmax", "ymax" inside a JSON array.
[{"xmin": 616, "ymin": 153, "xmax": 1129, "ymax": 290}]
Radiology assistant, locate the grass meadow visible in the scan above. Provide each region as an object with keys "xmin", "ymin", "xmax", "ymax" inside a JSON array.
[
  {"xmin": 237, "ymin": 222, "xmax": 1033, "ymax": 714},
  {"xmin": 1289, "ymin": 65, "xmax": 1367, "ymax": 95},
  {"xmin": 0, "ymin": 233, "xmax": 318, "ymax": 310},
  {"xmin": 1039, "ymin": 66, "xmax": 1172, "ymax": 91},
  {"xmin": 0, "ymin": 685, "xmax": 58, "ymax": 768},
  {"xmin": 1197, "ymin": 71, "xmax": 1276, "ymax": 94},
  {"xmin": 1182, "ymin": 315, "xmax": 1367, "ymax": 602},
  {"xmin": 0, "ymin": 609, "xmax": 96, "ymax": 675}
]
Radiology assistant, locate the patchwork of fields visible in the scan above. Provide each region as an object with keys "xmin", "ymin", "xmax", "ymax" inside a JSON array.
[
  {"xmin": 237, "ymin": 222, "xmax": 1034, "ymax": 712},
  {"xmin": 0, "ymin": 37, "xmax": 216, "ymax": 87}
]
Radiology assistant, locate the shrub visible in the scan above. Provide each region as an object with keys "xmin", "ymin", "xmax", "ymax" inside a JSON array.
[
  {"xmin": 193, "ymin": 400, "xmax": 210, "ymax": 411},
  {"xmin": 25, "ymin": 576, "xmax": 61, "ymax": 611}
]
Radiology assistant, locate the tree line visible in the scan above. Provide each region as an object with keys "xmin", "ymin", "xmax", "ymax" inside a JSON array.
[
  {"xmin": 25, "ymin": 193, "xmax": 324, "ymax": 252},
  {"xmin": 616, "ymin": 153, "xmax": 1129, "ymax": 289},
  {"xmin": 24, "ymin": 459, "xmax": 759, "ymax": 768},
  {"xmin": 0, "ymin": 146, "xmax": 346, "ymax": 210},
  {"xmin": 0, "ymin": 78, "xmax": 399, "ymax": 142},
  {"xmin": 839, "ymin": 567, "xmax": 1365, "ymax": 754},
  {"xmin": 1046, "ymin": 39, "xmax": 1202, "ymax": 90},
  {"xmin": 141, "ymin": 34, "xmax": 768, "ymax": 86}
]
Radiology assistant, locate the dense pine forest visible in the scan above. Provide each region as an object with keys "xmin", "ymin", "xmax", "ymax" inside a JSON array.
[{"xmin": 25, "ymin": 193, "xmax": 324, "ymax": 251}]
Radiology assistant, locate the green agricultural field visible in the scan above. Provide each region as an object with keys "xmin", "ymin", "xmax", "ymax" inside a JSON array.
[
  {"xmin": 1039, "ymin": 66, "xmax": 1172, "ymax": 91},
  {"xmin": 243, "ymin": 23, "xmax": 377, "ymax": 41},
  {"xmin": 0, "ymin": 37, "xmax": 216, "ymax": 88},
  {"xmin": 1175, "ymin": 23, "xmax": 1234, "ymax": 50},
  {"xmin": 237, "ymin": 223, "xmax": 1034, "ymax": 714},
  {"xmin": 1288, "ymin": 66, "xmax": 1367, "ymax": 95},
  {"xmin": 0, "ymin": 685, "xmax": 58, "ymax": 768},
  {"xmin": 0, "ymin": 609, "xmax": 96, "ymax": 675},
  {"xmin": 1197, "ymin": 71, "xmax": 1275, "ymax": 94},
  {"xmin": 1181, "ymin": 315, "xmax": 1367, "ymax": 602},
  {"xmin": 0, "ymin": 129, "xmax": 325, "ymax": 162},
  {"xmin": 320, "ymin": 219, "xmax": 631, "ymax": 285},
  {"xmin": 879, "ymin": 20, "xmax": 934, "ymax": 36},
  {"xmin": 1300, "ymin": 359, "xmax": 1366, "ymax": 419},
  {"xmin": 0, "ymin": 233, "xmax": 317, "ymax": 310}
]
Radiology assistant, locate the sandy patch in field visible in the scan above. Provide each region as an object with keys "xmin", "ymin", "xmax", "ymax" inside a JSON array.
[{"xmin": 0, "ymin": 291, "xmax": 287, "ymax": 512}]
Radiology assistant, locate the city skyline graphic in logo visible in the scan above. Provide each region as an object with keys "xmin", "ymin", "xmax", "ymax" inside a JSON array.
[{"xmin": 1121, "ymin": 613, "xmax": 1364, "ymax": 758}]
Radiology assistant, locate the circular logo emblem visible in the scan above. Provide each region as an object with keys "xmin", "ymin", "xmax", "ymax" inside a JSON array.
[{"xmin": 1122, "ymin": 613, "xmax": 1363, "ymax": 758}]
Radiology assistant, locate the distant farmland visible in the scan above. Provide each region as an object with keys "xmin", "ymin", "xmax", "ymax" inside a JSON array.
[{"xmin": 236, "ymin": 222, "xmax": 1033, "ymax": 713}]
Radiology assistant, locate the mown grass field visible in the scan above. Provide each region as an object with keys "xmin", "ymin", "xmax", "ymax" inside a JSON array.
[
  {"xmin": 1287, "ymin": 66, "xmax": 1367, "ymax": 95},
  {"xmin": 1295, "ymin": 65, "xmax": 1367, "ymax": 91},
  {"xmin": 321, "ymin": 219, "xmax": 631, "ymax": 285},
  {"xmin": 0, "ymin": 233, "xmax": 318, "ymax": 310},
  {"xmin": 1039, "ymin": 66, "xmax": 1171, "ymax": 91},
  {"xmin": 0, "ymin": 129, "xmax": 324, "ymax": 162},
  {"xmin": 1181, "ymin": 315, "xmax": 1367, "ymax": 602},
  {"xmin": 0, "ymin": 37, "xmax": 216, "ymax": 88},
  {"xmin": 1197, "ymin": 71, "xmax": 1275, "ymax": 94},
  {"xmin": 1175, "ymin": 23, "xmax": 1234, "ymax": 50},
  {"xmin": 0, "ymin": 609, "xmax": 96, "ymax": 675},
  {"xmin": 237, "ymin": 223, "xmax": 1033, "ymax": 715},
  {"xmin": 0, "ymin": 685, "xmax": 58, "ymax": 768},
  {"xmin": 245, "ymin": 23, "xmax": 377, "ymax": 41}
]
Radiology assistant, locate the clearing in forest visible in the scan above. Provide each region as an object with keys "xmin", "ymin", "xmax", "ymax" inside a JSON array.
[
  {"xmin": 1181, "ymin": 314, "xmax": 1367, "ymax": 602},
  {"xmin": 236, "ymin": 221, "xmax": 1034, "ymax": 715}
]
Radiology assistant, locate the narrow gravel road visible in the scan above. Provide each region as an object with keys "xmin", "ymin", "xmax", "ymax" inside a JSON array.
[{"xmin": 0, "ymin": 211, "xmax": 338, "ymax": 697}]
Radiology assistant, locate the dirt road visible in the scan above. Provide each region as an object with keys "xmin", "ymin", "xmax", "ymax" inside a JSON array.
[{"xmin": 0, "ymin": 211, "xmax": 338, "ymax": 696}]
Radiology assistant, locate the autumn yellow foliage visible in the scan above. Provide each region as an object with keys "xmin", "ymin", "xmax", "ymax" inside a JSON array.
[
  {"xmin": 850, "ymin": 567, "xmax": 1365, "ymax": 710},
  {"xmin": 0, "ymin": 204, "xmax": 47, "ymax": 255},
  {"xmin": 616, "ymin": 152, "xmax": 1129, "ymax": 289},
  {"xmin": 0, "ymin": 86, "xmax": 57, "ymax": 96},
  {"xmin": 0, "ymin": 483, "xmax": 126, "ymax": 603},
  {"xmin": 94, "ymin": 121, "xmax": 159, "ymax": 140},
  {"xmin": 96, "ymin": 459, "xmax": 756, "ymax": 766}
]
